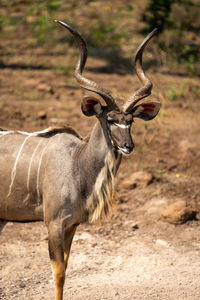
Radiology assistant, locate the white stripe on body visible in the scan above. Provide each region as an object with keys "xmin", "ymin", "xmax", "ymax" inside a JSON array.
[
  {"xmin": 27, "ymin": 140, "xmax": 43, "ymax": 193},
  {"xmin": 7, "ymin": 135, "xmax": 31, "ymax": 197},
  {"xmin": 36, "ymin": 141, "xmax": 50, "ymax": 199},
  {"xmin": 0, "ymin": 131, "xmax": 13, "ymax": 136},
  {"xmin": 0, "ymin": 128, "xmax": 52, "ymax": 198},
  {"xmin": 0, "ymin": 128, "xmax": 54, "ymax": 137}
]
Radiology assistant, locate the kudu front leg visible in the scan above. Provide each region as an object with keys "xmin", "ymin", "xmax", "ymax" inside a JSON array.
[
  {"xmin": 48, "ymin": 223, "xmax": 77, "ymax": 300},
  {"xmin": 63, "ymin": 225, "xmax": 77, "ymax": 270},
  {"xmin": 48, "ymin": 223, "xmax": 65, "ymax": 300}
]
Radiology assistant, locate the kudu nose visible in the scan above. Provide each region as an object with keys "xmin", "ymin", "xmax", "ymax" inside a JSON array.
[{"xmin": 124, "ymin": 143, "xmax": 134, "ymax": 152}]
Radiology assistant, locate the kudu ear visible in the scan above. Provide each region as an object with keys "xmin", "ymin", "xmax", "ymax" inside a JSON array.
[
  {"xmin": 132, "ymin": 101, "xmax": 161, "ymax": 121},
  {"xmin": 81, "ymin": 96, "xmax": 103, "ymax": 117}
]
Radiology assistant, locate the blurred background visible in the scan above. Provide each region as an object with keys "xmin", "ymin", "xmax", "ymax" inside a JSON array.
[
  {"xmin": 0, "ymin": 1, "xmax": 200, "ymax": 299},
  {"xmin": 0, "ymin": 0, "xmax": 200, "ymax": 74},
  {"xmin": 1, "ymin": 0, "xmax": 200, "ymax": 73}
]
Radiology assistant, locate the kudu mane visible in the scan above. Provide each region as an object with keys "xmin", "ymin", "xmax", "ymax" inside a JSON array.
[
  {"xmin": 87, "ymin": 151, "xmax": 116, "ymax": 223},
  {"xmin": 0, "ymin": 126, "xmax": 82, "ymax": 139},
  {"xmin": 36, "ymin": 126, "xmax": 82, "ymax": 139}
]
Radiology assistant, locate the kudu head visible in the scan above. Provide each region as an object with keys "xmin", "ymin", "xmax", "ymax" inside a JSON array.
[{"xmin": 56, "ymin": 21, "xmax": 161, "ymax": 155}]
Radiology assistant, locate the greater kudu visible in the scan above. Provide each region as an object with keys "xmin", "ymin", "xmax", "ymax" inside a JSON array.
[{"xmin": 0, "ymin": 21, "xmax": 161, "ymax": 300}]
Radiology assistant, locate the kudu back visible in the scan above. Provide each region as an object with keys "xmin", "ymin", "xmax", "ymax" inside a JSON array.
[{"xmin": 0, "ymin": 21, "xmax": 161, "ymax": 300}]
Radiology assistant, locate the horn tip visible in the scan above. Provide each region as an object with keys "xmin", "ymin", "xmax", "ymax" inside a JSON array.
[
  {"xmin": 154, "ymin": 27, "xmax": 158, "ymax": 34},
  {"xmin": 150, "ymin": 28, "xmax": 158, "ymax": 37},
  {"xmin": 54, "ymin": 20, "xmax": 65, "ymax": 26}
]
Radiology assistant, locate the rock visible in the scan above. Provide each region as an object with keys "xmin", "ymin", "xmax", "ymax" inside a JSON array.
[
  {"xmin": 19, "ymin": 282, "xmax": 26, "ymax": 288},
  {"xmin": 55, "ymin": 93, "xmax": 60, "ymax": 100},
  {"xmin": 155, "ymin": 239, "xmax": 169, "ymax": 247},
  {"xmin": 122, "ymin": 171, "xmax": 153, "ymax": 189},
  {"xmin": 187, "ymin": 32, "xmax": 196, "ymax": 41},
  {"xmin": 49, "ymin": 117, "xmax": 58, "ymax": 124},
  {"xmin": 122, "ymin": 180, "xmax": 137, "ymax": 190},
  {"xmin": 37, "ymin": 83, "xmax": 54, "ymax": 94},
  {"xmin": 132, "ymin": 224, "xmax": 139, "ymax": 231},
  {"xmin": 161, "ymin": 200, "xmax": 196, "ymax": 225},
  {"xmin": 37, "ymin": 111, "xmax": 47, "ymax": 119},
  {"xmin": 26, "ymin": 16, "xmax": 37, "ymax": 23},
  {"xmin": 179, "ymin": 139, "xmax": 196, "ymax": 154}
]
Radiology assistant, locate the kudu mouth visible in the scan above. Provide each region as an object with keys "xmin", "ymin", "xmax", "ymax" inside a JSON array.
[
  {"xmin": 108, "ymin": 126, "xmax": 135, "ymax": 155},
  {"xmin": 117, "ymin": 145, "xmax": 134, "ymax": 155},
  {"xmin": 116, "ymin": 137, "xmax": 135, "ymax": 155}
]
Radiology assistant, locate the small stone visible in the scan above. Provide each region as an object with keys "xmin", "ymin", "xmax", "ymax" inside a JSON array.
[
  {"xmin": 37, "ymin": 111, "xmax": 47, "ymax": 119},
  {"xmin": 161, "ymin": 200, "xmax": 197, "ymax": 225},
  {"xmin": 37, "ymin": 83, "xmax": 54, "ymax": 94},
  {"xmin": 156, "ymin": 239, "xmax": 169, "ymax": 247},
  {"xmin": 55, "ymin": 93, "xmax": 60, "ymax": 100},
  {"xmin": 132, "ymin": 224, "xmax": 139, "ymax": 231},
  {"xmin": 26, "ymin": 16, "xmax": 37, "ymax": 23},
  {"xmin": 49, "ymin": 118, "xmax": 58, "ymax": 124},
  {"xmin": 122, "ymin": 180, "xmax": 137, "ymax": 190},
  {"xmin": 19, "ymin": 282, "xmax": 26, "ymax": 288},
  {"xmin": 122, "ymin": 171, "xmax": 153, "ymax": 189},
  {"xmin": 167, "ymin": 162, "xmax": 177, "ymax": 171}
]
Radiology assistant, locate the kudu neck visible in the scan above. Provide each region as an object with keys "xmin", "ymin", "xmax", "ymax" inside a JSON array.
[{"xmin": 85, "ymin": 121, "xmax": 113, "ymax": 166}]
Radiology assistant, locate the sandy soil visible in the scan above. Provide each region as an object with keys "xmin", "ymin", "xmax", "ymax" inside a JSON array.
[{"xmin": 0, "ymin": 220, "xmax": 200, "ymax": 299}]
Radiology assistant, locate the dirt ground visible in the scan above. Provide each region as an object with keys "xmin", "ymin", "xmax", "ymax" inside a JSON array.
[{"xmin": 0, "ymin": 42, "xmax": 200, "ymax": 299}]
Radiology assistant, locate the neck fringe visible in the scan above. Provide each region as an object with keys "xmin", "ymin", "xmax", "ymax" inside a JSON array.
[{"xmin": 86, "ymin": 152, "xmax": 116, "ymax": 224}]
